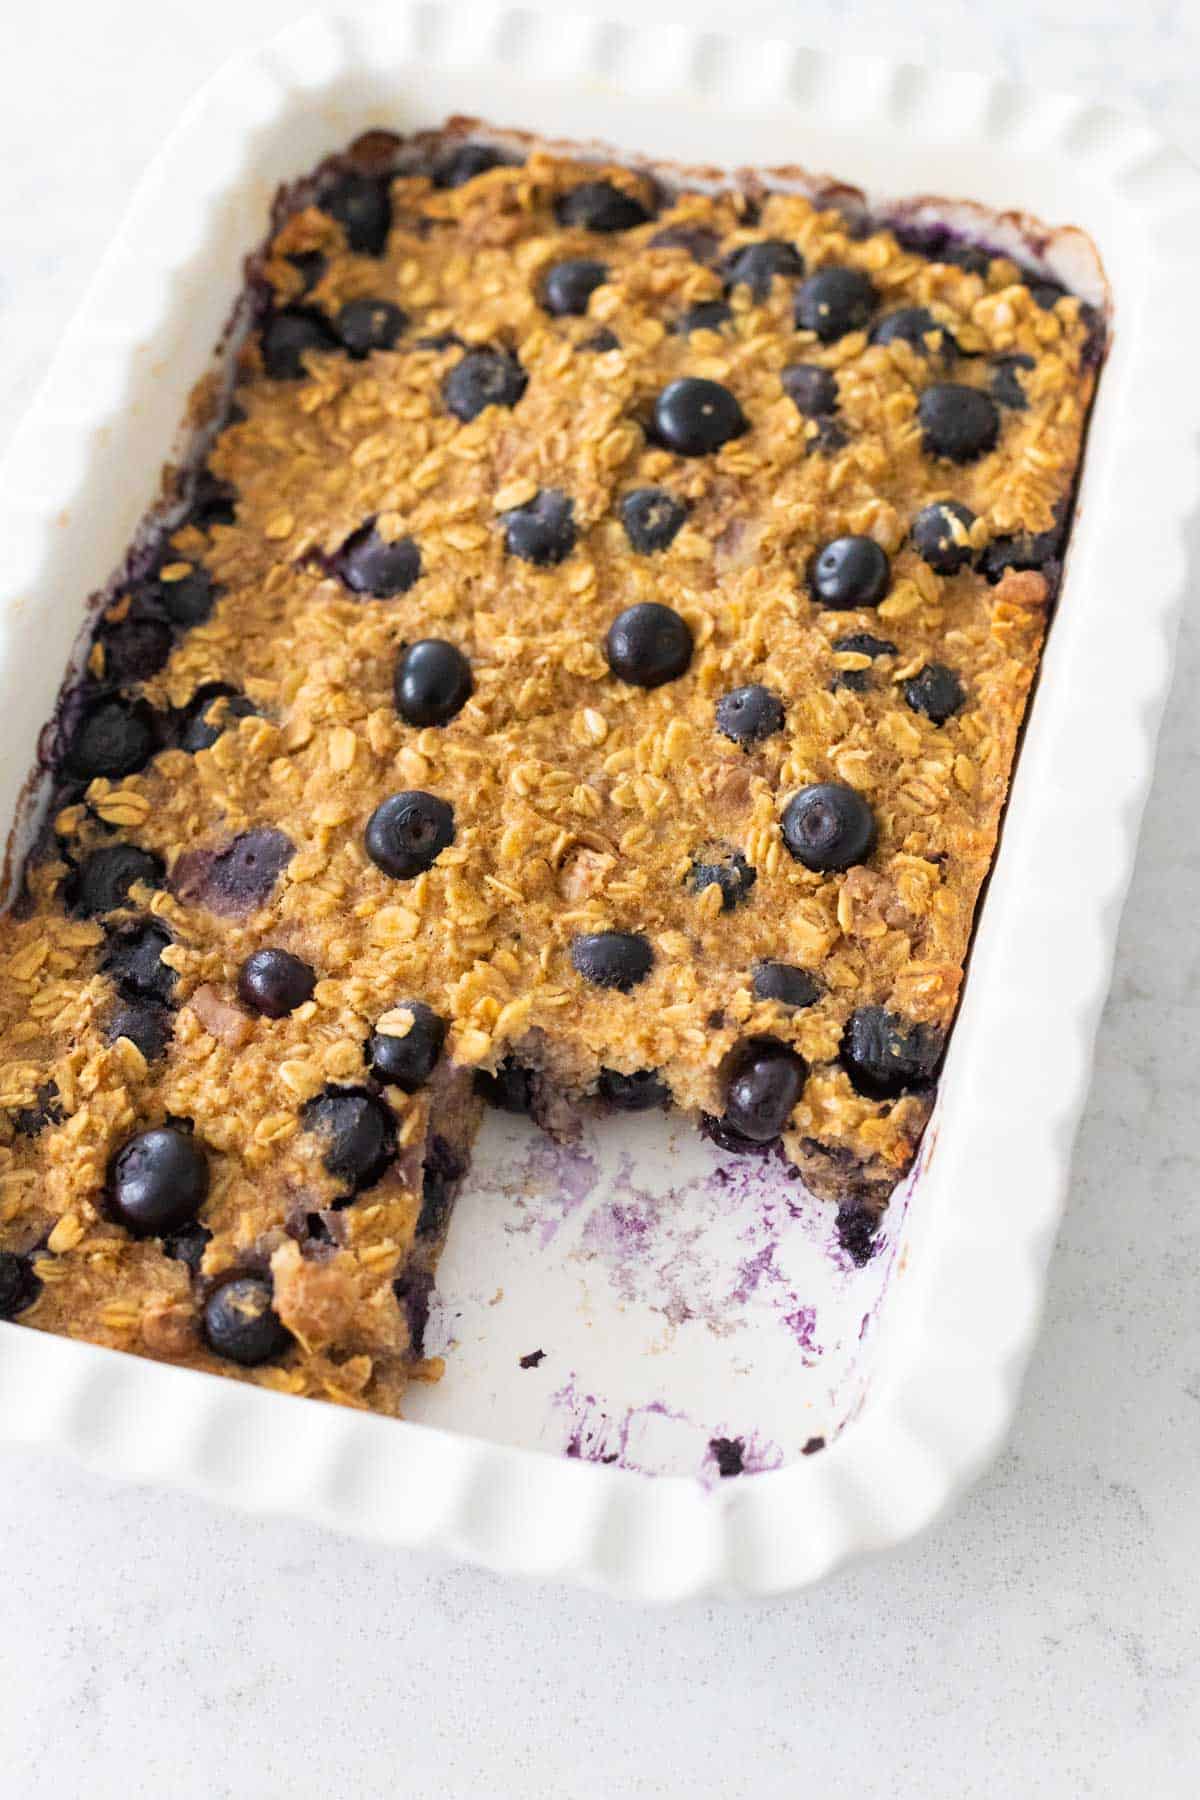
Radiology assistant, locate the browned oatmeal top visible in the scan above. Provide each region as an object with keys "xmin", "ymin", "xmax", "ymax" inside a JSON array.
[{"xmin": 0, "ymin": 134, "xmax": 1100, "ymax": 1417}]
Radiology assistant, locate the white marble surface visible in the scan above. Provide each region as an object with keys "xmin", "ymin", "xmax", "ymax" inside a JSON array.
[{"xmin": 2, "ymin": 2, "xmax": 1199, "ymax": 1794}]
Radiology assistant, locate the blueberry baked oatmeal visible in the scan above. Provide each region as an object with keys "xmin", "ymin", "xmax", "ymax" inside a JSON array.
[{"xmin": 0, "ymin": 126, "xmax": 1103, "ymax": 1414}]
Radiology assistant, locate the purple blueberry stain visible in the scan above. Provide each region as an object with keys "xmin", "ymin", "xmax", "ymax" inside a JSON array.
[
  {"xmin": 170, "ymin": 828, "xmax": 294, "ymax": 916},
  {"xmin": 577, "ymin": 1152, "xmax": 732, "ymax": 1326},
  {"xmin": 782, "ymin": 1304, "xmax": 818, "ymax": 1354},
  {"xmin": 549, "ymin": 1378, "xmax": 698, "ymax": 1474},
  {"xmin": 504, "ymin": 1131, "xmax": 601, "ymax": 1249},
  {"xmin": 579, "ymin": 1181, "xmax": 657, "ymax": 1292},
  {"xmin": 455, "ymin": 1084, "xmax": 925, "ymax": 1479},
  {"xmin": 551, "ymin": 1388, "xmax": 789, "ymax": 1486},
  {"xmin": 728, "ymin": 1239, "xmax": 779, "ymax": 1306},
  {"xmin": 573, "ymin": 1145, "xmax": 835, "ymax": 1357}
]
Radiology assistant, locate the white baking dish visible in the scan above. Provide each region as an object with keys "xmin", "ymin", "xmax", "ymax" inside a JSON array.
[{"xmin": 0, "ymin": 0, "xmax": 1197, "ymax": 1602}]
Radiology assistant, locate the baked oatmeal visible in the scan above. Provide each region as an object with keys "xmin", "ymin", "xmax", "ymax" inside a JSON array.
[{"xmin": 0, "ymin": 126, "xmax": 1103, "ymax": 1415}]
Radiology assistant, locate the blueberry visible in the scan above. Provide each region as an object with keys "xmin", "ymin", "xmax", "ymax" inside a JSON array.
[
  {"xmin": 102, "ymin": 920, "xmax": 177, "ymax": 1004},
  {"xmin": 979, "ymin": 524, "xmax": 1064, "ymax": 585},
  {"xmin": 831, "ymin": 632, "xmax": 897, "ymax": 658},
  {"xmin": 237, "ymin": 948, "xmax": 315, "ymax": 1018},
  {"xmin": 286, "ymin": 249, "xmax": 328, "ymax": 294},
  {"xmin": 619, "ymin": 488, "xmax": 687, "ymax": 554},
  {"xmin": 151, "ymin": 564, "xmax": 217, "ymax": 627},
  {"xmin": 67, "ymin": 845, "xmax": 165, "ymax": 918},
  {"xmin": 293, "ymin": 1210, "xmax": 335, "ymax": 1251},
  {"xmin": 721, "ymin": 1038, "xmax": 808, "ymax": 1143},
  {"xmin": 810, "ymin": 536, "xmax": 891, "ymax": 609},
  {"xmin": 99, "ymin": 612, "xmax": 172, "ymax": 685},
  {"xmin": 261, "ymin": 307, "xmax": 340, "ymax": 379},
  {"xmin": 177, "ymin": 684, "xmax": 257, "ymax": 753},
  {"xmin": 782, "ymin": 364, "xmax": 838, "ymax": 418},
  {"xmin": 541, "ymin": 258, "xmax": 608, "ymax": 317},
  {"xmin": 904, "ymin": 662, "xmax": 965, "ymax": 725},
  {"xmin": 652, "ymin": 378, "xmax": 747, "ymax": 456},
  {"xmin": 809, "ymin": 416, "xmax": 850, "ymax": 455},
  {"xmin": 1079, "ymin": 303, "xmax": 1107, "ymax": 369},
  {"xmin": 203, "ymin": 1275, "xmax": 291, "ymax": 1366},
  {"xmin": 189, "ymin": 468, "xmax": 238, "ymax": 530},
  {"xmin": 108, "ymin": 1126, "xmax": 209, "ymax": 1236},
  {"xmin": 605, "ymin": 602, "xmax": 693, "ymax": 688},
  {"xmin": 890, "ymin": 222, "xmax": 991, "ymax": 276},
  {"xmin": 570, "ymin": 931, "xmax": 654, "ymax": 992},
  {"xmin": 367, "ymin": 1001, "xmax": 446, "ymax": 1092},
  {"xmin": 107, "ymin": 1001, "xmax": 171, "ymax": 1062},
  {"xmin": 918, "ymin": 383, "xmax": 999, "ymax": 462},
  {"xmin": 836, "ymin": 1201, "xmax": 879, "ymax": 1267},
  {"xmin": 365, "ymin": 791, "xmax": 454, "ymax": 878},
  {"xmin": 333, "ymin": 521, "xmax": 421, "ymax": 597},
  {"xmin": 840, "ymin": 1005, "xmax": 941, "ymax": 1099},
  {"xmin": 715, "ymin": 684, "xmax": 784, "ymax": 747},
  {"xmin": 442, "ymin": 349, "xmax": 527, "ymax": 422},
  {"xmin": 416, "ymin": 1135, "xmax": 465, "ymax": 1238},
  {"xmin": 710, "ymin": 1436, "xmax": 745, "ymax": 1478},
  {"xmin": 597, "ymin": 1068, "xmax": 669, "ymax": 1111},
  {"xmin": 432, "ymin": 143, "xmax": 506, "ymax": 188},
  {"xmin": 172, "ymin": 828, "xmax": 294, "ymax": 916},
  {"xmin": 64, "ymin": 698, "xmax": 157, "ymax": 781},
  {"xmin": 13, "ymin": 1082, "xmax": 64, "ymax": 1137},
  {"xmin": 555, "ymin": 181, "xmax": 651, "ymax": 233},
  {"xmin": 795, "ymin": 267, "xmax": 877, "ymax": 342},
  {"xmin": 302, "ymin": 1086, "xmax": 394, "ymax": 1191},
  {"xmin": 501, "ymin": 489, "xmax": 577, "ymax": 566},
  {"xmin": 911, "ymin": 500, "xmax": 977, "ymax": 575},
  {"xmin": 752, "ymin": 962, "xmax": 820, "ymax": 1009},
  {"xmin": 0, "ymin": 1251, "xmax": 41, "ymax": 1320},
  {"xmin": 1028, "ymin": 277, "xmax": 1066, "ymax": 312},
  {"xmin": 990, "ymin": 352, "xmax": 1035, "ymax": 410},
  {"xmin": 673, "ymin": 300, "xmax": 733, "ymax": 336},
  {"xmin": 949, "ymin": 244, "xmax": 992, "ymax": 276},
  {"xmin": 649, "ymin": 224, "xmax": 720, "ymax": 261},
  {"xmin": 394, "ymin": 639, "xmax": 472, "ymax": 726},
  {"xmin": 474, "ymin": 1058, "xmax": 533, "ymax": 1114},
  {"xmin": 161, "ymin": 1220, "xmax": 211, "ymax": 1274},
  {"xmin": 335, "ymin": 297, "xmax": 407, "ymax": 357},
  {"xmin": 831, "ymin": 670, "xmax": 870, "ymax": 695},
  {"xmin": 871, "ymin": 306, "xmax": 955, "ymax": 359},
  {"xmin": 579, "ymin": 328, "xmax": 619, "ymax": 353},
  {"xmin": 723, "ymin": 240, "xmax": 805, "ymax": 299},
  {"xmin": 781, "ymin": 783, "xmax": 876, "ymax": 871},
  {"xmin": 689, "ymin": 849, "xmax": 756, "ymax": 912},
  {"xmin": 393, "ymin": 1268, "xmax": 434, "ymax": 1354},
  {"xmin": 319, "ymin": 171, "xmax": 392, "ymax": 254}
]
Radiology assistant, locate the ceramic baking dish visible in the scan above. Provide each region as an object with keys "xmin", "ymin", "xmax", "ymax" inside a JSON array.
[{"xmin": 0, "ymin": 1, "xmax": 1197, "ymax": 1602}]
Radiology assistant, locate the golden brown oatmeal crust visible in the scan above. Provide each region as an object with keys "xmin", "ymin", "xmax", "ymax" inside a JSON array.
[{"xmin": 0, "ymin": 133, "xmax": 1099, "ymax": 1417}]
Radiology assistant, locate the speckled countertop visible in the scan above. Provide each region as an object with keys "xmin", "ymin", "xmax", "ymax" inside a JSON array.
[{"xmin": 2, "ymin": 2, "xmax": 1199, "ymax": 1795}]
